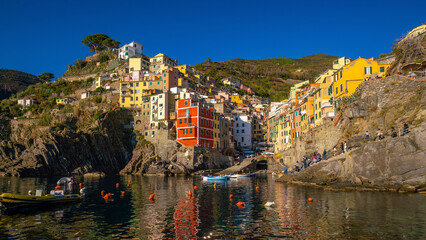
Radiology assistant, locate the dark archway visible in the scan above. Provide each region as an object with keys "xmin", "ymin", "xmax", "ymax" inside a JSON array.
[{"xmin": 256, "ymin": 160, "xmax": 268, "ymax": 170}]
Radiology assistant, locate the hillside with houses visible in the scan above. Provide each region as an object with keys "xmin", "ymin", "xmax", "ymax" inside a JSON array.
[{"xmin": 0, "ymin": 25, "xmax": 425, "ymax": 187}]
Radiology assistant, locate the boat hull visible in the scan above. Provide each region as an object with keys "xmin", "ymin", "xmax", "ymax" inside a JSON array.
[{"xmin": 0, "ymin": 193, "xmax": 81, "ymax": 206}]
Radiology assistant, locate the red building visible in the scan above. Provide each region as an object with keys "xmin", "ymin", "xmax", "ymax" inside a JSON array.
[
  {"xmin": 163, "ymin": 68, "xmax": 182, "ymax": 91},
  {"xmin": 176, "ymin": 98, "xmax": 214, "ymax": 148}
]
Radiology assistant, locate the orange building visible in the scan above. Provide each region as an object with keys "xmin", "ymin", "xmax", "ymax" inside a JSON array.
[{"xmin": 176, "ymin": 98, "xmax": 214, "ymax": 148}]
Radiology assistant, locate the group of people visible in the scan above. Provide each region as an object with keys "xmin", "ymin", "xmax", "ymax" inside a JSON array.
[
  {"xmin": 366, "ymin": 122, "xmax": 410, "ymax": 141},
  {"xmin": 286, "ymin": 151, "xmax": 327, "ymax": 173}
]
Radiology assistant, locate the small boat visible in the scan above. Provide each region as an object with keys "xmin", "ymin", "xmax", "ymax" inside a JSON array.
[
  {"xmin": 202, "ymin": 176, "xmax": 229, "ymax": 181},
  {"xmin": 0, "ymin": 191, "xmax": 81, "ymax": 208},
  {"xmin": 229, "ymin": 174, "xmax": 251, "ymax": 178}
]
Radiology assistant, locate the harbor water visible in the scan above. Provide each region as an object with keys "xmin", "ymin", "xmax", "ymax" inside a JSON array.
[{"xmin": 0, "ymin": 175, "xmax": 425, "ymax": 239}]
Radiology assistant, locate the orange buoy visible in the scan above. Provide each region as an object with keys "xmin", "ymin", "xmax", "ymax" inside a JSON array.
[
  {"xmin": 116, "ymin": 183, "xmax": 119, "ymax": 188},
  {"xmin": 256, "ymin": 186, "xmax": 259, "ymax": 191},
  {"xmin": 193, "ymin": 186, "xmax": 198, "ymax": 190},
  {"xmin": 149, "ymin": 193, "xmax": 156, "ymax": 200},
  {"xmin": 127, "ymin": 184, "xmax": 130, "ymax": 187},
  {"xmin": 121, "ymin": 191, "xmax": 125, "ymax": 196},
  {"xmin": 229, "ymin": 194, "xmax": 234, "ymax": 200},
  {"xmin": 79, "ymin": 182, "xmax": 83, "ymax": 189},
  {"xmin": 128, "ymin": 180, "xmax": 131, "ymax": 184},
  {"xmin": 104, "ymin": 193, "xmax": 111, "ymax": 200},
  {"xmin": 308, "ymin": 197, "xmax": 313, "ymax": 202},
  {"xmin": 55, "ymin": 186, "xmax": 61, "ymax": 190},
  {"xmin": 236, "ymin": 201, "xmax": 245, "ymax": 208},
  {"xmin": 101, "ymin": 190, "xmax": 105, "ymax": 196},
  {"xmin": 188, "ymin": 190, "xmax": 192, "ymax": 196},
  {"xmin": 180, "ymin": 182, "xmax": 183, "ymax": 185}
]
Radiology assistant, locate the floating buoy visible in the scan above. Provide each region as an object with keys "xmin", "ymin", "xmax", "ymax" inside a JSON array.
[
  {"xmin": 194, "ymin": 186, "xmax": 198, "ymax": 190},
  {"xmin": 188, "ymin": 190, "xmax": 192, "ymax": 196},
  {"xmin": 128, "ymin": 180, "xmax": 131, "ymax": 184},
  {"xmin": 181, "ymin": 182, "xmax": 183, "ymax": 185},
  {"xmin": 149, "ymin": 193, "xmax": 156, "ymax": 200},
  {"xmin": 121, "ymin": 191, "xmax": 125, "ymax": 197},
  {"xmin": 116, "ymin": 183, "xmax": 119, "ymax": 188},
  {"xmin": 256, "ymin": 186, "xmax": 259, "ymax": 191},
  {"xmin": 213, "ymin": 183, "xmax": 216, "ymax": 190},
  {"xmin": 236, "ymin": 201, "xmax": 245, "ymax": 208},
  {"xmin": 79, "ymin": 182, "xmax": 83, "ymax": 189},
  {"xmin": 264, "ymin": 201, "xmax": 275, "ymax": 207},
  {"xmin": 55, "ymin": 186, "xmax": 61, "ymax": 190},
  {"xmin": 104, "ymin": 193, "xmax": 111, "ymax": 200},
  {"xmin": 229, "ymin": 194, "xmax": 234, "ymax": 200},
  {"xmin": 127, "ymin": 184, "xmax": 130, "ymax": 187},
  {"xmin": 101, "ymin": 190, "xmax": 105, "ymax": 196},
  {"xmin": 308, "ymin": 197, "xmax": 313, "ymax": 202}
]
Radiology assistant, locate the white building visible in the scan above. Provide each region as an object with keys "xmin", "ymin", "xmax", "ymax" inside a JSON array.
[
  {"xmin": 234, "ymin": 114, "xmax": 252, "ymax": 150},
  {"xmin": 17, "ymin": 98, "xmax": 34, "ymax": 108},
  {"xmin": 149, "ymin": 92, "xmax": 173, "ymax": 128},
  {"xmin": 118, "ymin": 41, "xmax": 143, "ymax": 60}
]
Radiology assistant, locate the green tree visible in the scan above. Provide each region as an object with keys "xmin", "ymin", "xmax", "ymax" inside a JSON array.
[
  {"xmin": 102, "ymin": 38, "xmax": 121, "ymax": 51},
  {"xmin": 38, "ymin": 72, "xmax": 54, "ymax": 81},
  {"xmin": 81, "ymin": 34, "xmax": 110, "ymax": 53}
]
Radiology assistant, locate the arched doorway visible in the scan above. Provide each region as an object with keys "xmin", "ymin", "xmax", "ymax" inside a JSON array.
[{"xmin": 256, "ymin": 160, "xmax": 268, "ymax": 170}]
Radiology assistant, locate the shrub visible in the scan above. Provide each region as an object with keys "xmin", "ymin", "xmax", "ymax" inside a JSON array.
[{"xmin": 38, "ymin": 113, "xmax": 53, "ymax": 126}]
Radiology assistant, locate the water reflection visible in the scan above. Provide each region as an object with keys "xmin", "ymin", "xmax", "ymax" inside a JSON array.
[{"xmin": 0, "ymin": 175, "xmax": 425, "ymax": 239}]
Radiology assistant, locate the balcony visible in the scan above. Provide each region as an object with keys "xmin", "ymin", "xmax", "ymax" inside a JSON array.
[{"xmin": 177, "ymin": 113, "xmax": 190, "ymax": 118}]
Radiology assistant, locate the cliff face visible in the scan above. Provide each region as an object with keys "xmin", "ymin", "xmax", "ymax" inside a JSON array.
[
  {"xmin": 0, "ymin": 109, "xmax": 135, "ymax": 176},
  {"xmin": 277, "ymin": 75, "xmax": 426, "ymax": 192}
]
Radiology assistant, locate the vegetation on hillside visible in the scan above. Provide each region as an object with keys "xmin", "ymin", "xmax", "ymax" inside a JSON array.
[
  {"xmin": 82, "ymin": 34, "xmax": 120, "ymax": 53},
  {"xmin": 194, "ymin": 54, "xmax": 338, "ymax": 101},
  {"xmin": 389, "ymin": 31, "xmax": 426, "ymax": 74},
  {"xmin": 0, "ymin": 69, "xmax": 48, "ymax": 100}
]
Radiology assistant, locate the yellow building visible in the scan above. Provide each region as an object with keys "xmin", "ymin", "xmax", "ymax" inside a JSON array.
[
  {"xmin": 129, "ymin": 57, "xmax": 149, "ymax": 72},
  {"xmin": 175, "ymin": 64, "xmax": 194, "ymax": 77},
  {"xmin": 230, "ymin": 94, "xmax": 243, "ymax": 104},
  {"xmin": 402, "ymin": 24, "xmax": 426, "ymax": 41},
  {"xmin": 289, "ymin": 80, "xmax": 309, "ymax": 102},
  {"xmin": 333, "ymin": 58, "xmax": 391, "ymax": 99},
  {"xmin": 214, "ymin": 113, "xmax": 221, "ymax": 150},
  {"xmin": 313, "ymin": 82, "xmax": 334, "ymax": 126},
  {"xmin": 120, "ymin": 80, "xmax": 148, "ymax": 108},
  {"xmin": 299, "ymin": 95, "xmax": 314, "ymax": 133}
]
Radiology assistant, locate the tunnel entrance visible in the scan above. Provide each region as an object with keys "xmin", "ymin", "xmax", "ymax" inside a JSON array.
[{"xmin": 256, "ymin": 160, "xmax": 268, "ymax": 170}]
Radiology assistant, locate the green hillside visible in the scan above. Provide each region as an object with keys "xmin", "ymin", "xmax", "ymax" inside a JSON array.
[
  {"xmin": 0, "ymin": 69, "xmax": 46, "ymax": 100},
  {"xmin": 193, "ymin": 54, "xmax": 339, "ymax": 101}
]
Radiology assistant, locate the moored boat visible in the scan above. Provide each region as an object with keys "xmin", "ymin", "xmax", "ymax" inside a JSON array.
[
  {"xmin": 202, "ymin": 176, "xmax": 229, "ymax": 181},
  {"xmin": 0, "ymin": 192, "xmax": 81, "ymax": 207}
]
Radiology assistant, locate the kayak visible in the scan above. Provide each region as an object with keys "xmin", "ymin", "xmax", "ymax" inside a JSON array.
[
  {"xmin": 229, "ymin": 174, "xmax": 251, "ymax": 178},
  {"xmin": 0, "ymin": 192, "xmax": 81, "ymax": 206}
]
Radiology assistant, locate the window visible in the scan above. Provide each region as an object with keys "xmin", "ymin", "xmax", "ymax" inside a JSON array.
[
  {"xmin": 336, "ymin": 87, "xmax": 338, "ymax": 94},
  {"xmin": 179, "ymin": 119, "xmax": 182, "ymax": 124},
  {"xmin": 319, "ymin": 102, "xmax": 321, "ymax": 108},
  {"xmin": 136, "ymin": 97, "xmax": 138, "ymax": 101},
  {"xmin": 189, "ymin": 128, "xmax": 192, "ymax": 134},
  {"xmin": 340, "ymin": 71, "xmax": 343, "ymax": 79},
  {"xmin": 157, "ymin": 81, "xmax": 160, "ymax": 85},
  {"xmin": 319, "ymin": 112, "xmax": 321, "ymax": 118},
  {"xmin": 242, "ymin": 137, "xmax": 244, "ymax": 142},
  {"xmin": 236, "ymin": 130, "xmax": 239, "ymax": 133},
  {"xmin": 211, "ymin": 121, "xmax": 214, "ymax": 127},
  {"xmin": 236, "ymin": 123, "xmax": 239, "ymax": 127},
  {"xmin": 130, "ymin": 97, "xmax": 133, "ymax": 101},
  {"xmin": 150, "ymin": 82, "xmax": 152, "ymax": 85},
  {"xmin": 365, "ymin": 66, "xmax": 372, "ymax": 75},
  {"xmin": 242, "ymin": 129, "xmax": 245, "ymax": 133},
  {"xmin": 184, "ymin": 100, "xmax": 188, "ymax": 105},
  {"xmin": 380, "ymin": 66, "xmax": 385, "ymax": 72},
  {"xmin": 121, "ymin": 97, "xmax": 125, "ymax": 103},
  {"xmin": 340, "ymin": 84, "xmax": 343, "ymax": 92},
  {"xmin": 184, "ymin": 119, "xmax": 187, "ymax": 124},
  {"xmin": 143, "ymin": 82, "xmax": 146, "ymax": 86},
  {"xmin": 201, "ymin": 129, "xmax": 204, "ymax": 135}
]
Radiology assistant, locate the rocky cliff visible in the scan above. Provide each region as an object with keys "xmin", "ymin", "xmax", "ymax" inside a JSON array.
[
  {"xmin": 276, "ymin": 75, "xmax": 426, "ymax": 192},
  {"xmin": 0, "ymin": 108, "xmax": 136, "ymax": 176}
]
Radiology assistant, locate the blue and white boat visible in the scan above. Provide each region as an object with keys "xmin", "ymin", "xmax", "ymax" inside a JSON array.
[{"xmin": 202, "ymin": 176, "xmax": 229, "ymax": 181}]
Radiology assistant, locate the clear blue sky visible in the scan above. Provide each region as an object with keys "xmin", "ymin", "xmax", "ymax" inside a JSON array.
[{"xmin": 1, "ymin": 0, "xmax": 425, "ymax": 79}]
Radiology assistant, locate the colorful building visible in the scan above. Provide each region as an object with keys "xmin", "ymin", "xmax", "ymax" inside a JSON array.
[
  {"xmin": 176, "ymin": 98, "xmax": 214, "ymax": 148},
  {"xmin": 213, "ymin": 113, "xmax": 221, "ymax": 150},
  {"xmin": 333, "ymin": 58, "xmax": 391, "ymax": 99},
  {"xmin": 149, "ymin": 53, "xmax": 177, "ymax": 74}
]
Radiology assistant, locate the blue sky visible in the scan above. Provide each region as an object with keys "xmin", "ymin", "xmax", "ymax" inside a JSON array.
[{"xmin": 0, "ymin": 0, "xmax": 425, "ymax": 79}]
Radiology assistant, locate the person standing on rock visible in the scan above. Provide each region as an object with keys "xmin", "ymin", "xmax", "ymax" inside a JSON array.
[
  {"xmin": 333, "ymin": 147, "xmax": 337, "ymax": 156},
  {"xmin": 344, "ymin": 141, "xmax": 347, "ymax": 153},
  {"xmin": 365, "ymin": 131, "xmax": 370, "ymax": 141},
  {"xmin": 323, "ymin": 150, "xmax": 327, "ymax": 160},
  {"xmin": 341, "ymin": 143, "xmax": 344, "ymax": 154}
]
